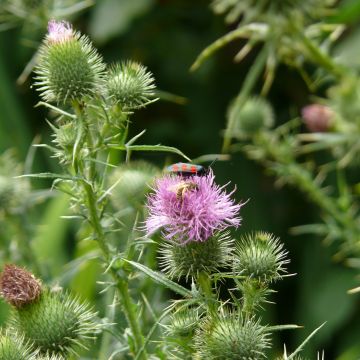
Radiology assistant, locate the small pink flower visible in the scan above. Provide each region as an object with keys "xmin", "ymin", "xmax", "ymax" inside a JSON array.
[
  {"xmin": 47, "ymin": 20, "xmax": 74, "ymax": 44},
  {"xmin": 302, "ymin": 104, "xmax": 333, "ymax": 132},
  {"xmin": 145, "ymin": 170, "xmax": 243, "ymax": 243}
]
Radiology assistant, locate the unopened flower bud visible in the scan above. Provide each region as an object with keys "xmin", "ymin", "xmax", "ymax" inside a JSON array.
[
  {"xmin": 234, "ymin": 232, "xmax": 289, "ymax": 283},
  {"xmin": 0, "ymin": 329, "xmax": 37, "ymax": 360},
  {"xmin": 9, "ymin": 287, "xmax": 100, "ymax": 356},
  {"xmin": 109, "ymin": 161, "xmax": 159, "ymax": 211},
  {"xmin": 166, "ymin": 307, "xmax": 200, "ymax": 337},
  {"xmin": 229, "ymin": 96, "xmax": 274, "ymax": 137},
  {"xmin": 301, "ymin": 104, "xmax": 333, "ymax": 132},
  {"xmin": 0, "ymin": 264, "xmax": 41, "ymax": 308},
  {"xmin": 34, "ymin": 20, "xmax": 105, "ymax": 104},
  {"xmin": 107, "ymin": 61, "xmax": 156, "ymax": 109},
  {"xmin": 195, "ymin": 312, "xmax": 270, "ymax": 359},
  {"xmin": 159, "ymin": 232, "xmax": 233, "ymax": 280}
]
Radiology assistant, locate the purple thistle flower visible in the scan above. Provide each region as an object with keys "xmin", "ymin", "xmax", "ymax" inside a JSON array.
[
  {"xmin": 145, "ymin": 170, "xmax": 243, "ymax": 243},
  {"xmin": 47, "ymin": 20, "xmax": 74, "ymax": 44}
]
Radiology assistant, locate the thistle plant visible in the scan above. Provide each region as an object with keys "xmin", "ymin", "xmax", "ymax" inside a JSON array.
[
  {"xmin": 0, "ymin": 11, "xmax": 332, "ymax": 359},
  {"xmin": 144, "ymin": 171, "xmax": 322, "ymax": 359}
]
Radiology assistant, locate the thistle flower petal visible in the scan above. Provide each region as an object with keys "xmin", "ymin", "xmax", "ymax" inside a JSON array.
[
  {"xmin": 145, "ymin": 170, "xmax": 243, "ymax": 243},
  {"xmin": 47, "ymin": 20, "xmax": 73, "ymax": 44}
]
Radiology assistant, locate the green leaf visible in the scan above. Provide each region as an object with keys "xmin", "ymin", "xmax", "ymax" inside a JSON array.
[
  {"xmin": 16, "ymin": 172, "xmax": 83, "ymax": 181},
  {"xmin": 267, "ymin": 324, "xmax": 302, "ymax": 332},
  {"xmin": 109, "ymin": 144, "xmax": 191, "ymax": 162},
  {"xmin": 124, "ymin": 259, "xmax": 193, "ymax": 298},
  {"xmin": 286, "ymin": 323, "xmax": 325, "ymax": 360}
]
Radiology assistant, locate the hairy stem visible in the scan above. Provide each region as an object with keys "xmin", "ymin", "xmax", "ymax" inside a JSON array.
[{"xmin": 72, "ymin": 102, "xmax": 147, "ymax": 359}]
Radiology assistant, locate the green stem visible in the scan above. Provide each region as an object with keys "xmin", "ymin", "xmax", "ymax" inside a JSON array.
[
  {"xmin": 222, "ymin": 45, "xmax": 268, "ymax": 153},
  {"xmin": 72, "ymin": 102, "xmax": 147, "ymax": 359},
  {"xmin": 294, "ymin": 25, "xmax": 345, "ymax": 78},
  {"xmin": 197, "ymin": 272, "xmax": 216, "ymax": 314},
  {"xmin": 98, "ymin": 289, "xmax": 117, "ymax": 360}
]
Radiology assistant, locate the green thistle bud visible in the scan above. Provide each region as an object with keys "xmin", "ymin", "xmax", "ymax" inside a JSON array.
[
  {"xmin": 50, "ymin": 120, "xmax": 82, "ymax": 165},
  {"xmin": 166, "ymin": 307, "xmax": 200, "ymax": 337},
  {"xmin": 234, "ymin": 232, "xmax": 289, "ymax": 283},
  {"xmin": 0, "ymin": 329, "xmax": 37, "ymax": 360},
  {"xmin": 159, "ymin": 232, "xmax": 233, "ymax": 280},
  {"xmin": 108, "ymin": 161, "xmax": 159, "ymax": 211},
  {"xmin": 195, "ymin": 311, "xmax": 270, "ymax": 359},
  {"xmin": 9, "ymin": 288, "xmax": 100, "ymax": 356},
  {"xmin": 107, "ymin": 61, "xmax": 156, "ymax": 109},
  {"xmin": 229, "ymin": 96, "xmax": 274, "ymax": 137},
  {"xmin": 0, "ymin": 264, "xmax": 42, "ymax": 308},
  {"xmin": 34, "ymin": 20, "xmax": 105, "ymax": 104}
]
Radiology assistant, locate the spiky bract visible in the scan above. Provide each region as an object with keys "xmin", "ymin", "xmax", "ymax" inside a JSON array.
[
  {"xmin": 0, "ymin": 264, "xmax": 42, "ymax": 308},
  {"xmin": 34, "ymin": 21, "xmax": 105, "ymax": 104},
  {"xmin": 229, "ymin": 97, "xmax": 274, "ymax": 137},
  {"xmin": 159, "ymin": 232, "xmax": 233, "ymax": 280},
  {"xmin": 166, "ymin": 307, "xmax": 200, "ymax": 337},
  {"xmin": 0, "ymin": 329, "xmax": 37, "ymax": 360},
  {"xmin": 107, "ymin": 61, "xmax": 156, "ymax": 109},
  {"xmin": 234, "ymin": 232, "xmax": 289, "ymax": 283},
  {"xmin": 195, "ymin": 312, "xmax": 270, "ymax": 359},
  {"xmin": 109, "ymin": 161, "xmax": 159, "ymax": 211},
  {"xmin": 9, "ymin": 290, "xmax": 100, "ymax": 356}
]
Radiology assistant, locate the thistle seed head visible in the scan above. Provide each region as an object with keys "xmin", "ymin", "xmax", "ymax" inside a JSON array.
[{"xmin": 0, "ymin": 264, "xmax": 42, "ymax": 308}]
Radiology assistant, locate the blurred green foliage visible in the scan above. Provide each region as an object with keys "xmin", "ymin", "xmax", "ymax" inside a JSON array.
[{"xmin": 1, "ymin": 1, "xmax": 360, "ymax": 359}]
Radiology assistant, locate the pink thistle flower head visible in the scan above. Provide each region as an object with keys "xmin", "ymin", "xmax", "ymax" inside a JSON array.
[
  {"xmin": 47, "ymin": 20, "xmax": 74, "ymax": 44},
  {"xmin": 145, "ymin": 170, "xmax": 243, "ymax": 243}
]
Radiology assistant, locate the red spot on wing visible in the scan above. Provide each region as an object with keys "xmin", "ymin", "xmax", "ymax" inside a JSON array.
[
  {"xmin": 173, "ymin": 164, "xmax": 179, "ymax": 171},
  {"xmin": 181, "ymin": 164, "xmax": 188, "ymax": 171},
  {"xmin": 190, "ymin": 165, "xmax": 196, "ymax": 173}
]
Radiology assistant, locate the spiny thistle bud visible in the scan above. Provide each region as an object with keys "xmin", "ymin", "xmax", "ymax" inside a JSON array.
[
  {"xmin": 166, "ymin": 307, "xmax": 200, "ymax": 337},
  {"xmin": 0, "ymin": 264, "xmax": 41, "ymax": 308},
  {"xmin": 108, "ymin": 161, "xmax": 159, "ymax": 211},
  {"xmin": 0, "ymin": 329, "xmax": 37, "ymax": 360},
  {"xmin": 159, "ymin": 232, "xmax": 233, "ymax": 280},
  {"xmin": 234, "ymin": 232, "xmax": 289, "ymax": 283},
  {"xmin": 107, "ymin": 61, "xmax": 156, "ymax": 109},
  {"xmin": 34, "ymin": 20, "xmax": 105, "ymax": 104},
  {"xmin": 229, "ymin": 96, "xmax": 274, "ymax": 138},
  {"xmin": 49, "ymin": 120, "xmax": 82, "ymax": 165},
  {"xmin": 195, "ymin": 311, "xmax": 270, "ymax": 359},
  {"xmin": 9, "ymin": 289, "xmax": 100, "ymax": 356},
  {"xmin": 301, "ymin": 104, "xmax": 333, "ymax": 132}
]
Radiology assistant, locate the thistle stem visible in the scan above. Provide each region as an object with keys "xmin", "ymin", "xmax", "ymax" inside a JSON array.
[
  {"xmin": 197, "ymin": 272, "xmax": 216, "ymax": 314},
  {"xmin": 222, "ymin": 45, "xmax": 268, "ymax": 153},
  {"xmin": 72, "ymin": 102, "xmax": 147, "ymax": 359}
]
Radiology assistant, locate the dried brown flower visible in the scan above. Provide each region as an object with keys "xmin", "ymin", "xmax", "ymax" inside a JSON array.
[{"xmin": 0, "ymin": 264, "xmax": 42, "ymax": 308}]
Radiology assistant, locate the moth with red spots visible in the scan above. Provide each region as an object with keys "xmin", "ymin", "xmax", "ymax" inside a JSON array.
[{"xmin": 166, "ymin": 162, "xmax": 207, "ymax": 176}]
